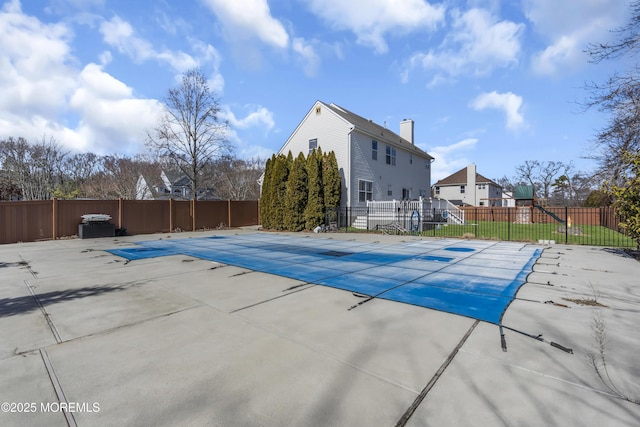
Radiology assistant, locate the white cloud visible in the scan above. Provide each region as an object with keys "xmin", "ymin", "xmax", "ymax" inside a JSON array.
[
  {"xmin": 304, "ymin": 0, "xmax": 444, "ymax": 54},
  {"xmin": 405, "ymin": 7, "xmax": 523, "ymax": 82},
  {"xmin": 424, "ymin": 138, "xmax": 478, "ymax": 181},
  {"xmin": 201, "ymin": 0, "xmax": 289, "ymax": 48},
  {"xmin": 70, "ymin": 63, "xmax": 164, "ymax": 153},
  {"xmin": 470, "ymin": 91, "xmax": 525, "ymax": 130},
  {"xmin": 99, "ymin": 16, "xmax": 199, "ymax": 73},
  {"xmin": 221, "ymin": 105, "xmax": 275, "ymax": 131},
  {"xmin": 0, "ymin": 3, "xmax": 164, "ymax": 154},
  {"xmin": 219, "ymin": 105, "xmax": 276, "ymax": 159},
  {"xmin": 531, "ymin": 35, "xmax": 579, "ymax": 76},
  {"xmin": 524, "ymin": 0, "xmax": 630, "ymax": 76},
  {"xmin": 292, "ymin": 37, "xmax": 321, "ymax": 77},
  {"xmin": 0, "ymin": 0, "xmax": 76, "ymax": 117}
]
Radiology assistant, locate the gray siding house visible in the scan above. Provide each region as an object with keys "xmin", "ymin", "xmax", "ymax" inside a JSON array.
[
  {"xmin": 274, "ymin": 101, "xmax": 434, "ymax": 208},
  {"xmin": 432, "ymin": 164, "xmax": 503, "ymax": 207}
]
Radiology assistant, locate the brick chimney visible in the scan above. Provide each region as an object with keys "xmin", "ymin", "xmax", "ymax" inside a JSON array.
[{"xmin": 400, "ymin": 119, "xmax": 414, "ymax": 145}]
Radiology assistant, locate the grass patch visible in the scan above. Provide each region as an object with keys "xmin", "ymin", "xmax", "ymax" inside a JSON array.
[{"xmin": 419, "ymin": 221, "xmax": 636, "ymax": 247}]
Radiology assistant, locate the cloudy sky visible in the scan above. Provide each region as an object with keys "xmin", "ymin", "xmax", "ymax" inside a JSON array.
[{"xmin": 0, "ymin": 0, "xmax": 632, "ymax": 181}]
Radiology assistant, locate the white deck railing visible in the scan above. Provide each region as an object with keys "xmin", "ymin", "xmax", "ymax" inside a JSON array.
[{"xmin": 359, "ymin": 197, "xmax": 465, "ymax": 230}]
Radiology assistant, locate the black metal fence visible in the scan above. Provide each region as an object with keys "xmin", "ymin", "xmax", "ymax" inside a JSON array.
[{"xmin": 323, "ymin": 206, "xmax": 637, "ymax": 248}]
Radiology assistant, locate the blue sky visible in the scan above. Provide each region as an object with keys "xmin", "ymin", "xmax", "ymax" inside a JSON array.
[{"xmin": 0, "ymin": 0, "xmax": 632, "ymax": 181}]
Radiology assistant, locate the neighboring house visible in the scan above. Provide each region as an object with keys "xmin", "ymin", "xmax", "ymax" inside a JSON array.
[
  {"xmin": 502, "ymin": 190, "xmax": 516, "ymax": 207},
  {"xmin": 272, "ymin": 100, "xmax": 434, "ymax": 208},
  {"xmin": 432, "ymin": 164, "xmax": 503, "ymax": 207},
  {"xmin": 136, "ymin": 171, "xmax": 194, "ymax": 200}
]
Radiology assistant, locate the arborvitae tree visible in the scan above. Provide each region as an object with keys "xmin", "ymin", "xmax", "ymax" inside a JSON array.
[
  {"xmin": 323, "ymin": 151, "xmax": 341, "ymax": 208},
  {"xmin": 260, "ymin": 155, "xmax": 275, "ymax": 229},
  {"xmin": 322, "ymin": 150, "xmax": 341, "ymax": 226},
  {"xmin": 611, "ymin": 152, "xmax": 640, "ymax": 247},
  {"xmin": 270, "ymin": 153, "xmax": 290, "ymax": 230},
  {"xmin": 284, "ymin": 152, "xmax": 308, "ymax": 231},
  {"xmin": 305, "ymin": 148, "xmax": 324, "ymax": 229}
]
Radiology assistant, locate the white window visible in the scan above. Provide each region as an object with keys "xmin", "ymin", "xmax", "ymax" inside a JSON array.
[
  {"xmin": 460, "ymin": 185, "xmax": 466, "ymax": 194},
  {"xmin": 435, "ymin": 186, "xmax": 440, "ymax": 195},
  {"xmin": 372, "ymin": 140, "xmax": 378, "ymax": 160},
  {"xmin": 308, "ymin": 138, "xmax": 317, "ymax": 154},
  {"xmin": 385, "ymin": 145, "xmax": 396, "ymax": 166},
  {"xmin": 359, "ymin": 180, "xmax": 373, "ymax": 202},
  {"xmin": 387, "ymin": 185, "xmax": 393, "ymax": 196}
]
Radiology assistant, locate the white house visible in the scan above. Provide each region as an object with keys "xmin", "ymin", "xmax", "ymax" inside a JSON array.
[
  {"xmin": 432, "ymin": 164, "xmax": 503, "ymax": 207},
  {"xmin": 136, "ymin": 171, "xmax": 193, "ymax": 200},
  {"xmin": 502, "ymin": 190, "xmax": 516, "ymax": 207},
  {"xmin": 274, "ymin": 100, "xmax": 434, "ymax": 208}
]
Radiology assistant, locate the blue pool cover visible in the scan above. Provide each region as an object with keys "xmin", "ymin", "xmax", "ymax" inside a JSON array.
[{"xmin": 107, "ymin": 234, "xmax": 541, "ymax": 324}]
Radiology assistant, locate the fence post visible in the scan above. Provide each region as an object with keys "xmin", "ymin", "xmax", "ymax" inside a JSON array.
[
  {"xmin": 191, "ymin": 199, "xmax": 196, "ymax": 231},
  {"xmin": 507, "ymin": 207, "xmax": 511, "ymax": 241},
  {"xmin": 118, "ymin": 198, "xmax": 123, "ymax": 230},
  {"xmin": 565, "ymin": 206, "xmax": 569, "ymax": 244},
  {"xmin": 52, "ymin": 198, "xmax": 58, "ymax": 240},
  {"xmin": 228, "ymin": 200, "xmax": 232, "ymax": 228},
  {"xmin": 169, "ymin": 198, "xmax": 174, "ymax": 232},
  {"xmin": 347, "ymin": 207, "xmax": 350, "ymax": 233}
]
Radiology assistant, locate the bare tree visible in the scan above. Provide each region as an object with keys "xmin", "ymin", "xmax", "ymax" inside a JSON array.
[
  {"xmin": 81, "ymin": 154, "xmax": 161, "ymax": 199},
  {"xmin": 515, "ymin": 160, "xmax": 540, "ymax": 190},
  {"xmin": 514, "ymin": 160, "xmax": 590, "ymax": 204},
  {"xmin": 538, "ymin": 161, "xmax": 564, "ymax": 201},
  {"xmin": 147, "ymin": 68, "xmax": 231, "ymax": 200},
  {"xmin": 585, "ymin": 0, "xmax": 640, "ymax": 185},
  {"xmin": 208, "ymin": 156, "xmax": 264, "ymax": 200},
  {"xmin": 0, "ymin": 136, "xmax": 68, "ymax": 200}
]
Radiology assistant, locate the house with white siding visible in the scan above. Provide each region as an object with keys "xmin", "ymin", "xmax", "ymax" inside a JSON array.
[
  {"xmin": 432, "ymin": 164, "xmax": 503, "ymax": 207},
  {"xmin": 274, "ymin": 100, "xmax": 434, "ymax": 208}
]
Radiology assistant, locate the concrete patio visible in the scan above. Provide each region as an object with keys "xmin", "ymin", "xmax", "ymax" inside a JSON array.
[{"xmin": 1, "ymin": 228, "xmax": 639, "ymax": 426}]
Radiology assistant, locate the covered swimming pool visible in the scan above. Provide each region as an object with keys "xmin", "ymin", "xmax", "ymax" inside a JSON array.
[{"xmin": 107, "ymin": 234, "xmax": 541, "ymax": 325}]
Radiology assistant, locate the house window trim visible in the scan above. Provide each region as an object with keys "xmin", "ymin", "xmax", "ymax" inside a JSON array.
[
  {"xmin": 308, "ymin": 138, "xmax": 318, "ymax": 154},
  {"xmin": 385, "ymin": 145, "xmax": 396, "ymax": 166},
  {"xmin": 372, "ymin": 140, "xmax": 378, "ymax": 161},
  {"xmin": 358, "ymin": 179, "xmax": 373, "ymax": 202}
]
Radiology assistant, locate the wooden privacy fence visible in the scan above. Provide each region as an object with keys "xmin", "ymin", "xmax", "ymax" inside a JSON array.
[{"xmin": 0, "ymin": 199, "xmax": 260, "ymax": 245}]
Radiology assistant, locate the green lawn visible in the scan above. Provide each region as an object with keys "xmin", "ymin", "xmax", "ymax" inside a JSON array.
[{"xmin": 418, "ymin": 221, "xmax": 636, "ymax": 247}]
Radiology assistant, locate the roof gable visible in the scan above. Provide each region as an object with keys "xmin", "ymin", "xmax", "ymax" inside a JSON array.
[{"xmin": 434, "ymin": 166, "xmax": 500, "ymax": 187}]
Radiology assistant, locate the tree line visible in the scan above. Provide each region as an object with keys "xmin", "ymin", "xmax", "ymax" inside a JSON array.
[
  {"xmin": 1, "ymin": 68, "xmax": 261, "ymax": 202},
  {"xmin": 0, "ymin": 136, "xmax": 263, "ymax": 201},
  {"xmin": 494, "ymin": 160, "xmax": 600, "ymax": 207},
  {"xmin": 584, "ymin": 0, "xmax": 640, "ymax": 245},
  {"xmin": 260, "ymin": 148, "xmax": 341, "ymax": 231}
]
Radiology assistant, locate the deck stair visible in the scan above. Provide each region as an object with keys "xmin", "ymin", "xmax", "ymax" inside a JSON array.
[
  {"xmin": 352, "ymin": 197, "xmax": 465, "ymax": 230},
  {"xmin": 378, "ymin": 222, "xmax": 408, "ymax": 235}
]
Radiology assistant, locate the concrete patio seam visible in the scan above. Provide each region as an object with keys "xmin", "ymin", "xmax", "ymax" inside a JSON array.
[
  {"xmin": 395, "ymin": 319, "xmax": 480, "ymax": 427},
  {"xmin": 23, "ymin": 280, "xmax": 62, "ymax": 344},
  {"xmin": 39, "ymin": 348, "xmax": 77, "ymax": 427}
]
